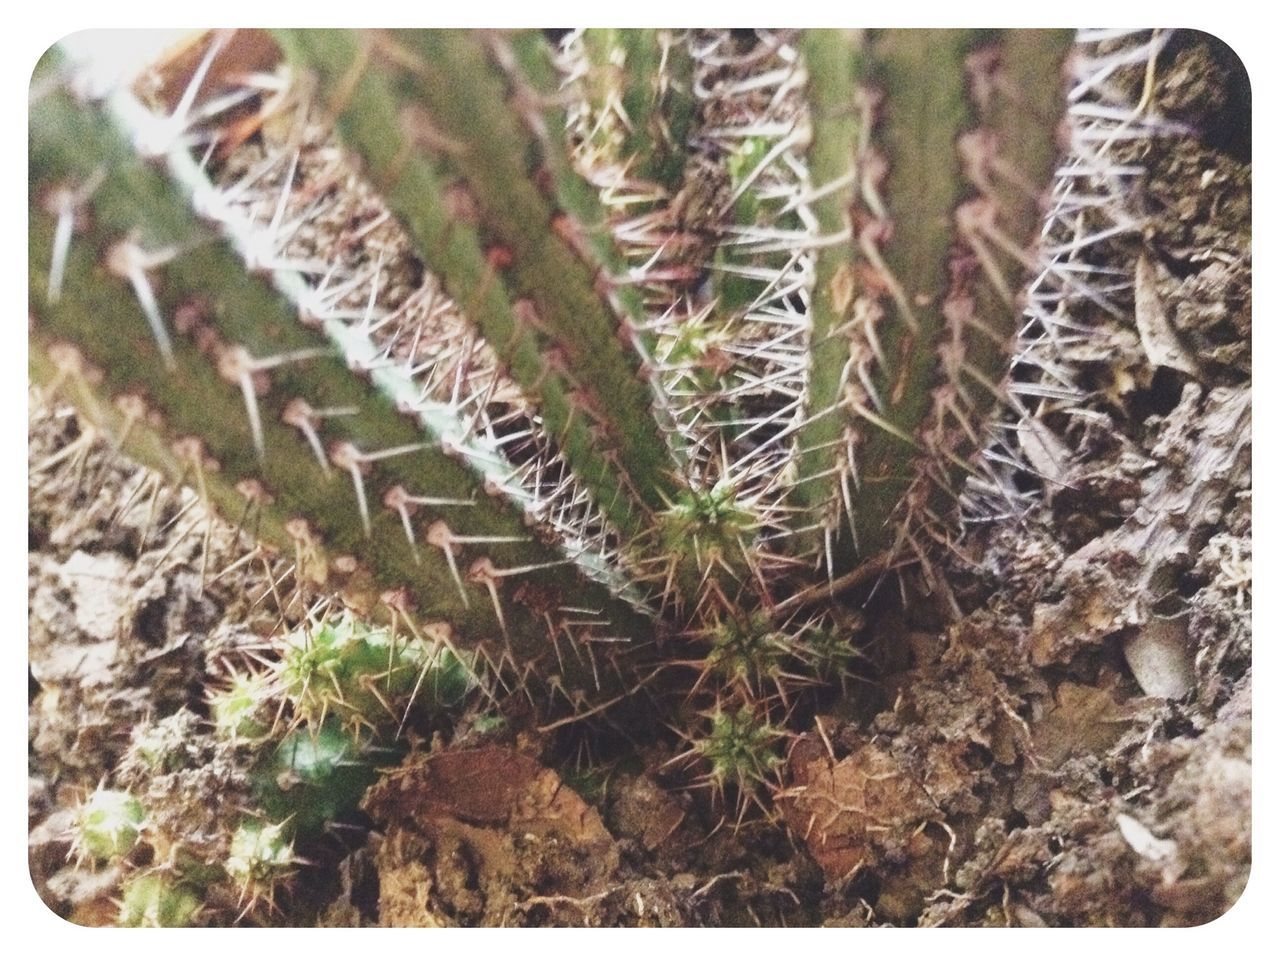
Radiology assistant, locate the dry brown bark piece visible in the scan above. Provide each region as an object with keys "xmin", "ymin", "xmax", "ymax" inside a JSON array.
[
  {"xmin": 780, "ymin": 735, "xmax": 937, "ymax": 882},
  {"xmin": 1028, "ymin": 385, "xmax": 1249, "ymax": 667}
]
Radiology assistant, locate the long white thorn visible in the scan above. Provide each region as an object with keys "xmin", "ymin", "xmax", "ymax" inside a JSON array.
[
  {"xmin": 42, "ymin": 170, "xmax": 105, "ymax": 304},
  {"xmin": 106, "ymin": 241, "xmax": 180, "ymax": 369}
]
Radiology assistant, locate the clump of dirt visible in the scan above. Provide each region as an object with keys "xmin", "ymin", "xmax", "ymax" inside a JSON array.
[
  {"xmin": 116, "ymin": 709, "xmax": 255, "ymax": 864},
  {"xmin": 364, "ymin": 746, "xmax": 634, "ymax": 926},
  {"xmin": 1145, "ymin": 141, "xmax": 1251, "ymax": 382}
]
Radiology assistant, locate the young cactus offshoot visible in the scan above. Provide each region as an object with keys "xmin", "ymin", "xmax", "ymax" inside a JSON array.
[
  {"xmin": 688, "ymin": 704, "xmax": 788, "ymax": 822},
  {"xmin": 250, "ymin": 719, "xmax": 390, "ymax": 837},
  {"xmin": 117, "ymin": 873, "xmax": 203, "ymax": 928},
  {"xmin": 32, "ymin": 29, "xmax": 1074, "ymax": 818},
  {"xmin": 210, "ymin": 670, "xmax": 275, "ymax": 745},
  {"xmin": 225, "ymin": 819, "xmax": 298, "ymax": 915},
  {"xmin": 72, "ymin": 788, "xmax": 145, "ymax": 863},
  {"xmin": 277, "ymin": 614, "xmax": 478, "ymax": 737}
]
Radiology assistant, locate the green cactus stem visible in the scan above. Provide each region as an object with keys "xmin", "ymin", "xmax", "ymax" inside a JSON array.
[
  {"xmin": 72, "ymin": 788, "xmax": 145, "ymax": 862},
  {"xmin": 796, "ymin": 30, "xmax": 1073, "ymax": 579},
  {"xmin": 249, "ymin": 719, "xmax": 392, "ymax": 836},
  {"xmin": 30, "ymin": 51, "xmax": 653, "ymax": 706},
  {"xmin": 274, "ymin": 30, "xmax": 677, "ymax": 536}
]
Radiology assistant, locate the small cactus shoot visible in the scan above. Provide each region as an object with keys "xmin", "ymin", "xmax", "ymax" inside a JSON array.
[
  {"xmin": 117, "ymin": 873, "xmax": 202, "ymax": 928},
  {"xmin": 73, "ymin": 789, "xmax": 145, "ymax": 862}
]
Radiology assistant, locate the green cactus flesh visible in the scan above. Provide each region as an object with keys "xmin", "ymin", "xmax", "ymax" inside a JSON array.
[
  {"xmin": 73, "ymin": 788, "xmax": 145, "ymax": 862},
  {"xmin": 250, "ymin": 719, "xmax": 391, "ymax": 836},
  {"xmin": 118, "ymin": 873, "xmax": 203, "ymax": 927}
]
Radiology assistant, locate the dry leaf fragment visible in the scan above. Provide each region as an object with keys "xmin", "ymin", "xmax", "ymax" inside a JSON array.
[
  {"xmin": 1017, "ymin": 415, "xmax": 1072, "ymax": 487},
  {"xmin": 1135, "ymin": 253, "xmax": 1201, "ymax": 377}
]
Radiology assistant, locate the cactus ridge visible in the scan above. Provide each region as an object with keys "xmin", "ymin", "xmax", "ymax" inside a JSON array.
[{"xmin": 32, "ymin": 28, "xmax": 1089, "ymax": 816}]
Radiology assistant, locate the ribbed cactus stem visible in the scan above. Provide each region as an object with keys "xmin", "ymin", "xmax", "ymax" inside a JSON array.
[
  {"xmin": 490, "ymin": 30, "xmax": 689, "ymax": 482},
  {"xmin": 835, "ymin": 30, "xmax": 978, "ymax": 569},
  {"xmin": 792, "ymin": 30, "xmax": 862, "ymax": 562},
  {"xmin": 577, "ymin": 28, "xmax": 694, "ymax": 192},
  {"xmin": 799, "ymin": 30, "xmax": 1072, "ymax": 575},
  {"xmin": 277, "ymin": 30, "xmax": 678, "ymax": 522},
  {"xmin": 30, "ymin": 53, "xmax": 651, "ymax": 703},
  {"xmin": 257, "ymin": 31, "xmax": 648, "ymax": 573}
]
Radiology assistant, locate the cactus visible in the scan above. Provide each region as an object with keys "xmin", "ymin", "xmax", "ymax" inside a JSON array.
[
  {"xmin": 275, "ymin": 613, "xmax": 477, "ymax": 737},
  {"xmin": 224, "ymin": 819, "xmax": 298, "ymax": 913},
  {"xmin": 117, "ymin": 872, "xmax": 203, "ymax": 927},
  {"xmin": 72, "ymin": 620, "xmax": 459, "ymax": 923},
  {"xmin": 249, "ymin": 718, "xmax": 394, "ymax": 836},
  {"xmin": 686, "ymin": 703, "xmax": 788, "ymax": 821},
  {"xmin": 31, "ymin": 28, "xmax": 1075, "ymax": 819},
  {"xmin": 209, "ymin": 670, "xmax": 276, "ymax": 744},
  {"xmin": 71, "ymin": 788, "xmax": 145, "ymax": 863}
]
